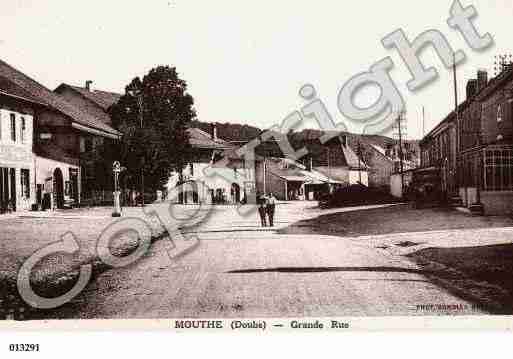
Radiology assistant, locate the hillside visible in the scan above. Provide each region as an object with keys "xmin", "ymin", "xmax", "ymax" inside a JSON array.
[{"xmin": 190, "ymin": 120, "xmax": 420, "ymax": 162}]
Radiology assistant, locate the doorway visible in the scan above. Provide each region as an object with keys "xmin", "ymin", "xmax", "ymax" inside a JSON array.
[
  {"xmin": 53, "ymin": 168, "xmax": 64, "ymax": 209},
  {"xmin": 231, "ymin": 183, "xmax": 241, "ymax": 203}
]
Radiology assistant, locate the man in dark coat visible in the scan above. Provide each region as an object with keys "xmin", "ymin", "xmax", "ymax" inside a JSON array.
[
  {"xmin": 266, "ymin": 193, "xmax": 277, "ymax": 227},
  {"xmin": 257, "ymin": 194, "xmax": 267, "ymax": 227}
]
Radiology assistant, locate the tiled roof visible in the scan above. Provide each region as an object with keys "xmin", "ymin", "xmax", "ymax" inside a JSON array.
[
  {"xmin": 58, "ymin": 84, "xmax": 122, "ymax": 110},
  {"xmin": 0, "ymin": 75, "xmax": 45, "ymax": 105},
  {"xmin": 267, "ymin": 158, "xmax": 308, "ymax": 182},
  {"xmin": 0, "ymin": 59, "xmax": 120, "ymax": 138},
  {"xmin": 477, "ymin": 67, "xmax": 513, "ymax": 100},
  {"xmin": 268, "ymin": 157, "xmax": 343, "ymax": 183},
  {"xmin": 342, "ymin": 144, "xmax": 368, "ymax": 170},
  {"xmin": 187, "ymin": 127, "xmax": 233, "ymax": 150}
]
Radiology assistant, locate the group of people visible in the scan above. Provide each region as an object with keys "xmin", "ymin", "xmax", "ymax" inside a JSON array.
[{"xmin": 257, "ymin": 193, "xmax": 277, "ymax": 227}]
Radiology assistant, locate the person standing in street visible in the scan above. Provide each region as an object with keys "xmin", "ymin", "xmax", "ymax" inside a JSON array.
[
  {"xmin": 266, "ymin": 193, "xmax": 277, "ymax": 227},
  {"xmin": 257, "ymin": 193, "xmax": 267, "ymax": 227}
]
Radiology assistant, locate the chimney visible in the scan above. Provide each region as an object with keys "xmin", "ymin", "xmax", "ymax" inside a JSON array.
[
  {"xmin": 466, "ymin": 79, "xmax": 478, "ymax": 99},
  {"xmin": 211, "ymin": 123, "xmax": 218, "ymax": 140},
  {"xmin": 85, "ymin": 80, "xmax": 93, "ymax": 92},
  {"xmin": 477, "ymin": 70, "xmax": 488, "ymax": 92}
]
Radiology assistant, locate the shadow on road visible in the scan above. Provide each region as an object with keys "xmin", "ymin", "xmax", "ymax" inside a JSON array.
[
  {"xmin": 277, "ymin": 204, "xmax": 513, "ymax": 238},
  {"xmin": 276, "ymin": 204, "xmax": 513, "ymax": 315},
  {"xmin": 408, "ymin": 243, "xmax": 513, "ymax": 315},
  {"xmin": 226, "ymin": 266, "xmax": 434, "ymax": 275}
]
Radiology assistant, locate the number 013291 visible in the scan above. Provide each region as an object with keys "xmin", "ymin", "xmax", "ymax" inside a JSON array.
[{"xmin": 9, "ymin": 344, "xmax": 40, "ymax": 352}]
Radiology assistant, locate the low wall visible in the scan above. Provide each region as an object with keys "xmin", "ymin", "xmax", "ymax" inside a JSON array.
[
  {"xmin": 481, "ymin": 191, "xmax": 513, "ymax": 215},
  {"xmin": 458, "ymin": 187, "xmax": 513, "ymax": 215},
  {"xmin": 459, "ymin": 187, "xmax": 477, "ymax": 207}
]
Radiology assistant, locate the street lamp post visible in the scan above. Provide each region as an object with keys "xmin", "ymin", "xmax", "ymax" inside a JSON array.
[{"xmin": 112, "ymin": 161, "xmax": 124, "ymax": 217}]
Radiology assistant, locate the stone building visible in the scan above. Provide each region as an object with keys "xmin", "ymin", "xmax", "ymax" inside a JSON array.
[
  {"xmin": 419, "ymin": 68, "xmax": 513, "ymax": 214},
  {"xmin": 54, "ymin": 82, "xmax": 122, "ymax": 204},
  {"xmin": 0, "ymin": 59, "xmax": 120, "ymax": 212},
  {"xmin": 167, "ymin": 125, "xmax": 258, "ymax": 204}
]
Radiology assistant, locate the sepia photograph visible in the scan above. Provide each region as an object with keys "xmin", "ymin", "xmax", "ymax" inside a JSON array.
[{"xmin": 1, "ymin": 0, "xmax": 513, "ymax": 340}]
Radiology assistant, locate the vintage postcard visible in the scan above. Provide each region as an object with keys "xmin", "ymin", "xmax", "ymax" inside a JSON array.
[{"xmin": 1, "ymin": 0, "xmax": 513, "ymax": 339}]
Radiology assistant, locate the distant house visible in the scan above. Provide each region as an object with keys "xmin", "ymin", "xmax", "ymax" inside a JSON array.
[
  {"xmin": 366, "ymin": 144, "xmax": 395, "ymax": 190},
  {"xmin": 54, "ymin": 82, "xmax": 122, "ymax": 204},
  {"xmin": 294, "ymin": 133, "xmax": 369, "ymax": 188},
  {"xmin": 0, "ymin": 59, "xmax": 121, "ymax": 212},
  {"xmin": 259, "ymin": 157, "xmax": 343, "ymax": 201},
  {"xmin": 168, "ymin": 124, "xmax": 373, "ymax": 203},
  {"xmin": 167, "ymin": 125, "xmax": 258, "ymax": 204},
  {"xmin": 365, "ymin": 142, "xmax": 419, "ymax": 191}
]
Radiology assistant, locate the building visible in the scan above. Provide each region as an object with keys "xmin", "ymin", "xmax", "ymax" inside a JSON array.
[
  {"xmin": 419, "ymin": 67, "xmax": 513, "ymax": 214},
  {"xmin": 54, "ymin": 82, "xmax": 122, "ymax": 204},
  {"xmin": 258, "ymin": 157, "xmax": 343, "ymax": 201},
  {"xmin": 0, "ymin": 59, "xmax": 120, "ymax": 212},
  {"xmin": 365, "ymin": 144, "xmax": 395, "ymax": 190},
  {"xmin": 0, "ymin": 76, "xmax": 39, "ymax": 212},
  {"xmin": 298, "ymin": 133, "xmax": 369, "ymax": 188},
  {"xmin": 167, "ymin": 125, "xmax": 258, "ymax": 204}
]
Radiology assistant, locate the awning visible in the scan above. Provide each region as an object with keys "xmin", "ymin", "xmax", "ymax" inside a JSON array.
[
  {"xmin": 72, "ymin": 122, "xmax": 120, "ymax": 140},
  {"xmin": 278, "ymin": 175, "xmax": 308, "ymax": 182},
  {"xmin": 301, "ymin": 170, "xmax": 344, "ymax": 185}
]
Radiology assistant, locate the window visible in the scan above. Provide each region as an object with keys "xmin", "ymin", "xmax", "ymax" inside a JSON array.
[
  {"xmin": 483, "ymin": 147, "xmax": 513, "ymax": 191},
  {"xmin": 497, "ymin": 104, "xmax": 503, "ymax": 123},
  {"xmin": 20, "ymin": 169, "xmax": 30, "ymax": 199},
  {"xmin": 84, "ymin": 137, "xmax": 93, "ymax": 152},
  {"xmin": 80, "ymin": 137, "xmax": 85, "ymax": 153},
  {"xmin": 510, "ymin": 99, "xmax": 513, "ymax": 122},
  {"xmin": 10, "ymin": 114, "xmax": 16, "ymax": 142},
  {"xmin": 21, "ymin": 117, "xmax": 26, "ymax": 144}
]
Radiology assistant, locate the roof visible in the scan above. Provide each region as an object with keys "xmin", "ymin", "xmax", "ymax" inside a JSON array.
[
  {"xmin": 421, "ymin": 99, "xmax": 470, "ymax": 143},
  {"xmin": 268, "ymin": 157, "xmax": 343, "ymax": 184},
  {"xmin": 342, "ymin": 144, "xmax": 368, "ymax": 169},
  {"xmin": 369, "ymin": 144, "xmax": 394, "ymax": 162},
  {"xmin": 421, "ymin": 67, "xmax": 513, "ymax": 144},
  {"xmin": 477, "ymin": 67, "xmax": 513, "ymax": 101},
  {"xmin": 301, "ymin": 169, "xmax": 344, "ymax": 184},
  {"xmin": 0, "ymin": 75, "xmax": 46, "ymax": 106},
  {"xmin": 370, "ymin": 144, "xmax": 386, "ymax": 156},
  {"xmin": 221, "ymin": 146, "xmax": 264, "ymax": 162},
  {"xmin": 55, "ymin": 83, "xmax": 122, "ymax": 110},
  {"xmin": 0, "ymin": 59, "xmax": 120, "ymax": 138},
  {"xmin": 187, "ymin": 127, "xmax": 233, "ymax": 150}
]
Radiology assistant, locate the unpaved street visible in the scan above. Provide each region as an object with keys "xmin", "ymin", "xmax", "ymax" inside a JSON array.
[{"xmin": 37, "ymin": 202, "xmax": 510, "ymax": 319}]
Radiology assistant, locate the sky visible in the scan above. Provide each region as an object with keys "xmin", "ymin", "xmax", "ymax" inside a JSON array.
[{"xmin": 1, "ymin": 0, "xmax": 512, "ymax": 140}]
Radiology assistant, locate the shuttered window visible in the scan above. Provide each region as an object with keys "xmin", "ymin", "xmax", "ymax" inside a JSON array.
[{"xmin": 10, "ymin": 114, "xmax": 16, "ymax": 142}]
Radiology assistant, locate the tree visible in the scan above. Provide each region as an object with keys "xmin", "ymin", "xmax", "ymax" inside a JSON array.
[{"xmin": 109, "ymin": 66, "xmax": 195, "ymax": 195}]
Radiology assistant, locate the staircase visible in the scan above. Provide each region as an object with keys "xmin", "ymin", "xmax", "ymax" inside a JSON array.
[{"xmin": 449, "ymin": 195, "xmax": 463, "ymax": 208}]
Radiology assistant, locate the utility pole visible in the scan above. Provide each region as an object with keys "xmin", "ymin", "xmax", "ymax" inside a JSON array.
[
  {"xmin": 137, "ymin": 94, "xmax": 145, "ymax": 207},
  {"xmin": 397, "ymin": 113, "xmax": 405, "ymax": 195},
  {"xmin": 357, "ymin": 141, "xmax": 362, "ymax": 184},
  {"xmin": 327, "ymin": 147, "xmax": 332, "ymax": 193},
  {"xmin": 422, "ymin": 106, "xmax": 425, "ymax": 138}
]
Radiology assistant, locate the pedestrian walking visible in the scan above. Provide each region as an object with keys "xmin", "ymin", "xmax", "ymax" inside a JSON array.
[
  {"xmin": 266, "ymin": 192, "xmax": 277, "ymax": 227},
  {"xmin": 257, "ymin": 193, "xmax": 267, "ymax": 227}
]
